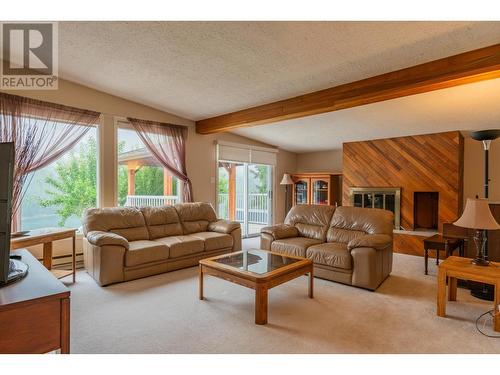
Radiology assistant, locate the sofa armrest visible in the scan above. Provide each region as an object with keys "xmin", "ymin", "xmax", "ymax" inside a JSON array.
[
  {"xmin": 261, "ymin": 224, "xmax": 299, "ymax": 240},
  {"xmin": 348, "ymin": 234, "xmax": 392, "ymax": 251},
  {"xmin": 86, "ymin": 230, "xmax": 129, "ymax": 250},
  {"xmin": 208, "ymin": 220, "xmax": 241, "ymax": 234}
]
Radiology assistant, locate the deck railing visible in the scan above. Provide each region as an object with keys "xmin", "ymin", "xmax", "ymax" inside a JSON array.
[
  {"xmin": 125, "ymin": 195, "xmax": 179, "ymax": 207},
  {"xmin": 124, "ymin": 194, "xmax": 268, "ymax": 225},
  {"xmin": 218, "ymin": 193, "xmax": 269, "ymax": 224}
]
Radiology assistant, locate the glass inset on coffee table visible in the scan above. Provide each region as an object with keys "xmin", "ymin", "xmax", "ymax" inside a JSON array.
[{"xmin": 199, "ymin": 249, "xmax": 313, "ymax": 325}]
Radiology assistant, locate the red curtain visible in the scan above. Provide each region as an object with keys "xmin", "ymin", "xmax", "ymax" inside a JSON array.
[
  {"xmin": 127, "ymin": 117, "xmax": 193, "ymax": 202},
  {"xmin": 0, "ymin": 93, "xmax": 101, "ymax": 231}
]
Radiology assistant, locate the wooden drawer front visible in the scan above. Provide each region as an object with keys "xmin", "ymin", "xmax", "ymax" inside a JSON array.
[{"xmin": 0, "ymin": 299, "xmax": 61, "ymax": 354}]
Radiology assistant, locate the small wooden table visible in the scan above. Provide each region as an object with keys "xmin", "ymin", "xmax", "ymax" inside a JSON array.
[
  {"xmin": 437, "ymin": 256, "xmax": 500, "ymax": 332},
  {"xmin": 199, "ymin": 249, "xmax": 313, "ymax": 325},
  {"xmin": 11, "ymin": 228, "xmax": 77, "ymax": 282},
  {"xmin": 0, "ymin": 249, "xmax": 70, "ymax": 353},
  {"xmin": 423, "ymin": 234, "xmax": 465, "ymax": 275}
]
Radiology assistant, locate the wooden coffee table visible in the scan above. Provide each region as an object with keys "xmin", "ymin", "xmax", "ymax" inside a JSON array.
[{"xmin": 199, "ymin": 249, "xmax": 313, "ymax": 325}]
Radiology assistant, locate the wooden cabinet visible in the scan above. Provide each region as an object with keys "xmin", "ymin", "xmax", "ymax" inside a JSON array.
[
  {"xmin": 291, "ymin": 173, "xmax": 342, "ymax": 206},
  {"xmin": 0, "ymin": 249, "xmax": 70, "ymax": 354}
]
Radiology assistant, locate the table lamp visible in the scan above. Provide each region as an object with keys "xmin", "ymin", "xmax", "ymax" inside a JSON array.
[
  {"xmin": 454, "ymin": 198, "xmax": 500, "ymax": 266},
  {"xmin": 280, "ymin": 173, "xmax": 294, "ymax": 217}
]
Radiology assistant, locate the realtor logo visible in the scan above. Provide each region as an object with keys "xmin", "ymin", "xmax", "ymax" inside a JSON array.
[{"xmin": 1, "ymin": 22, "xmax": 58, "ymax": 89}]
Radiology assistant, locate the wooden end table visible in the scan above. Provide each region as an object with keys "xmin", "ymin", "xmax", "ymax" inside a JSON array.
[
  {"xmin": 199, "ymin": 249, "xmax": 313, "ymax": 325},
  {"xmin": 11, "ymin": 227, "xmax": 77, "ymax": 283},
  {"xmin": 437, "ymin": 256, "xmax": 500, "ymax": 332},
  {"xmin": 423, "ymin": 234, "xmax": 465, "ymax": 275}
]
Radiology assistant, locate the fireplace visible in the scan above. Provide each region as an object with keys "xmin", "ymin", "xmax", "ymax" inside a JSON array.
[
  {"xmin": 348, "ymin": 187, "xmax": 401, "ymax": 229},
  {"xmin": 413, "ymin": 192, "xmax": 438, "ymax": 231}
]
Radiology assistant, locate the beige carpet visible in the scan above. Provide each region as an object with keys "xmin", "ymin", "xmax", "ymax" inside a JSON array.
[{"xmin": 68, "ymin": 238, "xmax": 500, "ymax": 353}]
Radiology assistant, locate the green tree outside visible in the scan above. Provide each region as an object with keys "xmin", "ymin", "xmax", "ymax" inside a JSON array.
[
  {"xmin": 39, "ymin": 136, "xmax": 98, "ymax": 226},
  {"xmin": 39, "ymin": 136, "xmax": 172, "ymax": 226},
  {"xmin": 218, "ymin": 168, "xmax": 229, "ymax": 194},
  {"xmin": 249, "ymin": 165, "xmax": 268, "ymax": 193}
]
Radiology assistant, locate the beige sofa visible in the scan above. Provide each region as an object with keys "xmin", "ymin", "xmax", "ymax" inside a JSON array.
[
  {"xmin": 261, "ymin": 205, "xmax": 393, "ymax": 290},
  {"xmin": 82, "ymin": 202, "xmax": 241, "ymax": 286}
]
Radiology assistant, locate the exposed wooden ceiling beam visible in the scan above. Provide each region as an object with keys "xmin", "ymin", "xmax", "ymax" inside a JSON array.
[{"xmin": 196, "ymin": 44, "xmax": 500, "ymax": 134}]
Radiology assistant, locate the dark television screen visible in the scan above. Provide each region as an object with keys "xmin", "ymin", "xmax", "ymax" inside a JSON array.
[{"xmin": 0, "ymin": 142, "xmax": 14, "ymax": 284}]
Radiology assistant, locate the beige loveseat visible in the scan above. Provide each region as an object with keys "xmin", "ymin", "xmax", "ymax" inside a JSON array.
[
  {"xmin": 82, "ymin": 202, "xmax": 241, "ymax": 286},
  {"xmin": 261, "ymin": 205, "xmax": 393, "ymax": 290}
]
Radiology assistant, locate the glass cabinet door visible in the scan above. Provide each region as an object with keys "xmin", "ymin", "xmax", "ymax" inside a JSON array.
[
  {"xmin": 294, "ymin": 179, "xmax": 309, "ymax": 205},
  {"xmin": 312, "ymin": 179, "xmax": 329, "ymax": 205}
]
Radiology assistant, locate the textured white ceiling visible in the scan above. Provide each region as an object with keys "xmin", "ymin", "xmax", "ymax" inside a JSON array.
[
  {"xmin": 58, "ymin": 21, "xmax": 500, "ymax": 121},
  {"xmin": 232, "ymin": 78, "xmax": 500, "ymax": 152}
]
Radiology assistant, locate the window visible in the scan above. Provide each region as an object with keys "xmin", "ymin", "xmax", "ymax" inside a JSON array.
[
  {"xmin": 216, "ymin": 141, "xmax": 276, "ymax": 237},
  {"xmin": 21, "ymin": 126, "xmax": 98, "ymax": 230},
  {"xmin": 117, "ymin": 126, "xmax": 180, "ymax": 207}
]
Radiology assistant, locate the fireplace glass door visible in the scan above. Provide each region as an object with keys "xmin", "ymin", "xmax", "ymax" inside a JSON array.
[{"xmin": 349, "ymin": 187, "xmax": 401, "ymax": 229}]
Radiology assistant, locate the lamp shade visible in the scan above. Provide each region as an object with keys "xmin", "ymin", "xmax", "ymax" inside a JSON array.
[
  {"xmin": 454, "ymin": 198, "xmax": 500, "ymax": 230},
  {"xmin": 280, "ymin": 173, "xmax": 294, "ymax": 185}
]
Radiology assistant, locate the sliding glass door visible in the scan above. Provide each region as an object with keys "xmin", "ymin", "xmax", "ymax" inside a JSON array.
[{"xmin": 217, "ymin": 161, "xmax": 272, "ymax": 238}]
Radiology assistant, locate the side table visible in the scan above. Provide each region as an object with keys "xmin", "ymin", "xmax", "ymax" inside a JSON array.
[
  {"xmin": 423, "ymin": 234, "xmax": 464, "ymax": 275},
  {"xmin": 11, "ymin": 227, "xmax": 77, "ymax": 282},
  {"xmin": 437, "ymin": 256, "xmax": 500, "ymax": 332}
]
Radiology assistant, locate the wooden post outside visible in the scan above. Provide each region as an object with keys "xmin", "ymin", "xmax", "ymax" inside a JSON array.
[
  {"xmin": 127, "ymin": 168, "xmax": 136, "ymax": 195},
  {"xmin": 163, "ymin": 168, "xmax": 173, "ymax": 196}
]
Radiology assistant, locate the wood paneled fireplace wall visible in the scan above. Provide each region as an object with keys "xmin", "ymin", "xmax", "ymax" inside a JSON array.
[{"xmin": 343, "ymin": 131, "xmax": 464, "ymax": 232}]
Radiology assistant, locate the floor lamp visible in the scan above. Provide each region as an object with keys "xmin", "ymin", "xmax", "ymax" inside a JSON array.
[
  {"xmin": 280, "ymin": 173, "xmax": 294, "ymax": 218},
  {"xmin": 468, "ymin": 129, "xmax": 500, "ymax": 300}
]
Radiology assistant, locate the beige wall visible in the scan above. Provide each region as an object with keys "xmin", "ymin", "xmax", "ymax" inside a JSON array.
[
  {"xmin": 463, "ymin": 136, "xmax": 500, "ymax": 203},
  {"xmin": 1, "ymin": 79, "xmax": 192, "ymax": 125},
  {"xmin": 2, "ymin": 79, "xmax": 297, "ymax": 260},
  {"xmin": 275, "ymin": 149, "xmax": 298, "ymax": 221},
  {"xmin": 296, "ymin": 149, "xmax": 343, "ymax": 173}
]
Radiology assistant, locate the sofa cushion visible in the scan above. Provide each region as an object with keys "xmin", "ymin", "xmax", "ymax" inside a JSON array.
[
  {"xmin": 284, "ymin": 204, "xmax": 336, "ymax": 241},
  {"xmin": 189, "ymin": 231, "xmax": 233, "ymax": 251},
  {"xmin": 327, "ymin": 227, "xmax": 365, "ymax": 244},
  {"xmin": 175, "ymin": 202, "xmax": 218, "ymax": 234},
  {"xmin": 140, "ymin": 206, "xmax": 183, "ymax": 239},
  {"xmin": 271, "ymin": 237, "xmax": 322, "ymax": 258},
  {"xmin": 327, "ymin": 206, "xmax": 394, "ymax": 243},
  {"xmin": 306, "ymin": 242, "xmax": 352, "ymax": 270},
  {"xmin": 155, "ymin": 235, "xmax": 204, "ymax": 258},
  {"xmin": 83, "ymin": 207, "xmax": 149, "ymax": 241},
  {"xmin": 125, "ymin": 240, "xmax": 170, "ymax": 267}
]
